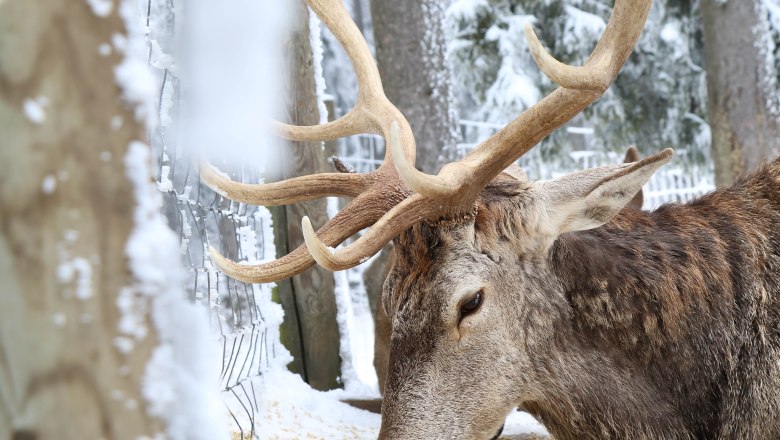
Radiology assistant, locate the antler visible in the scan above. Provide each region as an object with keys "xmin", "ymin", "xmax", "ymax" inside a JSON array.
[
  {"xmin": 391, "ymin": 0, "xmax": 653, "ymax": 204},
  {"xmin": 204, "ymin": 0, "xmax": 653, "ymax": 283},
  {"xmin": 203, "ymin": 0, "xmax": 417, "ymax": 283}
]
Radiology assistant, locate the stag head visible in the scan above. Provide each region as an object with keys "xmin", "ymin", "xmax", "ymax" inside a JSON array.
[
  {"xmin": 203, "ymin": 0, "xmax": 662, "ymax": 438},
  {"xmin": 378, "ymin": 153, "xmax": 669, "ymax": 438}
]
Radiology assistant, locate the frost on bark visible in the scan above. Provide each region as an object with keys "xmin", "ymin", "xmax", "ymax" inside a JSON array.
[
  {"xmin": 0, "ymin": 0, "xmax": 161, "ymax": 438},
  {"xmin": 701, "ymin": 0, "xmax": 780, "ymax": 186},
  {"xmin": 272, "ymin": 0, "xmax": 342, "ymax": 391},
  {"xmin": 371, "ymin": 0, "xmax": 460, "ymax": 173}
]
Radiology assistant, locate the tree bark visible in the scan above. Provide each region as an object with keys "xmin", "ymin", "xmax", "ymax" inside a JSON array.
[
  {"xmin": 0, "ymin": 0, "xmax": 161, "ymax": 437},
  {"xmin": 275, "ymin": 0, "xmax": 342, "ymax": 391},
  {"xmin": 352, "ymin": 0, "xmax": 367, "ymax": 34},
  {"xmin": 371, "ymin": 0, "xmax": 460, "ymax": 174},
  {"xmin": 700, "ymin": 0, "xmax": 780, "ymax": 186}
]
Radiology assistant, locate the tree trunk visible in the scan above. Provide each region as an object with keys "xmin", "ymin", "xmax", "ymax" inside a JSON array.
[
  {"xmin": 700, "ymin": 0, "xmax": 780, "ymax": 186},
  {"xmin": 352, "ymin": 0, "xmax": 367, "ymax": 34},
  {"xmin": 0, "ymin": 0, "xmax": 161, "ymax": 437},
  {"xmin": 275, "ymin": 0, "xmax": 342, "ymax": 391},
  {"xmin": 371, "ymin": 0, "xmax": 460, "ymax": 173}
]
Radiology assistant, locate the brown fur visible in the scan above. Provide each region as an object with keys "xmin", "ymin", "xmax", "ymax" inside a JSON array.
[
  {"xmin": 365, "ymin": 151, "xmax": 646, "ymax": 403},
  {"xmin": 378, "ymin": 158, "xmax": 780, "ymax": 439}
]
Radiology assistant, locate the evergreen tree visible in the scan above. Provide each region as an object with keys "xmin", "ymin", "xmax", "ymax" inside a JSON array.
[{"xmin": 447, "ymin": 0, "xmax": 709, "ymax": 162}]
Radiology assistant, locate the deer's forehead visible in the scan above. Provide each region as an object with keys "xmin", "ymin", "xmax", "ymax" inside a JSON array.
[{"xmin": 385, "ymin": 248, "xmax": 503, "ymax": 338}]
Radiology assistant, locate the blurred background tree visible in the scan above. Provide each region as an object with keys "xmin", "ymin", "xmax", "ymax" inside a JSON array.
[
  {"xmin": 447, "ymin": 0, "xmax": 710, "ymax": 163},
  {"xmin": 321, "ymin": 0, "xmax": 780, "ymax": 183},
  {"xmin": 700, "ymin": 0, "xmax": 780, "ymax": 186},
  {"xmin": 371, "ymin": 0, "xmax": 461, "ymax": 173}
]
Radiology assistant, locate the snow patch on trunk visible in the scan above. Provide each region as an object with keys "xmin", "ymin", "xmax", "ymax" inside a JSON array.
[
  {"xmin": 124, "ymin": 142, "xmax": 227, "ymax": 440},
  {"xmin": 23, "ymin": 97, "xmax": 48, "ymax": 124},
  {"xmin": 309, "ymin": 10, "xmax": 330, "ymax": 125},
  {"xmin": 85, "ymin": 0, "xmax": 113, "ymax": 17},
  {"xmin": 115, "ymin": 0, "xmax": 227, "ymax": 437}
]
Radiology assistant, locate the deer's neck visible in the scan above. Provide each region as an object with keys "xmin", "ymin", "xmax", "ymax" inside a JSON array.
[
  {"xmin": 538, "ymin": 162, "xmax": 780, "ymax": 439},
  {"xmin": 521, "ymin": 343, "xmax": 691, "ymax": 440}
]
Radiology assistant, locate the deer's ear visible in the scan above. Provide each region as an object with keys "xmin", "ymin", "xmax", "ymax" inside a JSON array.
[
  {"xmin": 501, "ymin": 164, "xmax": 528, "ymax": 181},
  {"xmin": 537, "ymin": 149, "xmax": 673, "ymax": 236}
]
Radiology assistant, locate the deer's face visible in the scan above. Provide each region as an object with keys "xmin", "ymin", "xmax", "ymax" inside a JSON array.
[
  {"xmin": 378, "ymin": 179, "xmax": 560, "ymax": 439},
  {"xmin": 378, "ymin": 158, "xmax": 671, "ymax": 439}
]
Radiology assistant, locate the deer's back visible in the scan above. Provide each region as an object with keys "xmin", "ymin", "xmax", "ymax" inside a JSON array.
[{"xmin": 551, "ymin": 158, "xmax": 780, "ymax": 439}]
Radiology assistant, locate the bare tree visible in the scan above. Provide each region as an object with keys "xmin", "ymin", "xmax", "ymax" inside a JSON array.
[
  {"xmin": 371, "ymin": 0, "xmax": 460, "ymax": 173},
  {"xmin": 701, "ymin": 0, "xmax": 780, "ymax": 186},
  {"xmin": 0, "ymin": 1, "xmax": 161, "ymax": 437}
]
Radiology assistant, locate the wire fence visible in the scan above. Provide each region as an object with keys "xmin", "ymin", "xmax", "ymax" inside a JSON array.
[
  {"xmin": 154, "ymin": 95, "xmax": 278, "ymax": 439},
  {"xmin": 146, "ymin": 1, "xmax": 281, "ymax": 438},
  {"xmin": 158, "ymin": 158, "xmax": 276, "ymax": 439},
  {"xmin": 349, "ymin": 119, "xmax": 716, "ymax": 209}
]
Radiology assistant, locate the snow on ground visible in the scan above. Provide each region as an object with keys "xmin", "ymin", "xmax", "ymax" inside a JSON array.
[
  {"xmin": 243, "ymin": 368, "xmax": 550, "ymax": 439},
  {"xmin": 230, "ymin": 370, "xmax": 380, "ymax": 439}
]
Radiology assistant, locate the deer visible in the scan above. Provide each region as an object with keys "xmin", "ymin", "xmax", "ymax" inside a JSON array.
[
  {"xmin": 200, "ymin": 0, "xmax": 780, "ymax": 438},
  {"xmin": 363, "ymin": 147, "xmax": 647, "ymax": 401}
]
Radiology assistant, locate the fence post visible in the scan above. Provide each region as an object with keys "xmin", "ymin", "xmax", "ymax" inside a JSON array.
[{"xmin": 274, "ymin": 0, "xmax": 342, "ymax": 391}]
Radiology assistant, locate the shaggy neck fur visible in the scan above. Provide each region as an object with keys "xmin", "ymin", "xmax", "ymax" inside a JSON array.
[{"xmin": 536, "ymin": 160, "xmax": 780, "ymax": 439}]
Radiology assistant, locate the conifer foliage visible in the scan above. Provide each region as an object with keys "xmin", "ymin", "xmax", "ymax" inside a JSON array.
[{"xmin": 447, "ymin": 0, "xmax": 709, "ymax": 159}]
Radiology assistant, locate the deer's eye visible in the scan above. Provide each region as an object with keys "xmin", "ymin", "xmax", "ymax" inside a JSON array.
[{"xmin": 459, "ymin": 290, "xmax": 483, "ymax": 322}]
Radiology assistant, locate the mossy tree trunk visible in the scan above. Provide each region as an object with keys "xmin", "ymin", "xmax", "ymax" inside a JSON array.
[{"xmin": 274, "ymin": 0, "xmax": 342, "ymax": 391}]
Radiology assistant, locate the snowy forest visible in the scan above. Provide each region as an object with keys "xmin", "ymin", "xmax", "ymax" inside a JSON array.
[{"xmin": 2, "ymin": 0, "xmax": 780, "ymax": 439}]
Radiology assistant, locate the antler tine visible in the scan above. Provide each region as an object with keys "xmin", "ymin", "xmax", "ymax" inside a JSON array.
[
  {"xmin": 270, "ymin": 0, "xmax": 418, "ymax": 158},
  {"xmin": 392, "ymin": 0, "xmax": 652, "ymax": 203},
  {"xmin": 203, "ymin": 0, "xmax": 421, "ymax": 283},
  {"xmin": 624, "ymin": 145, "xmax": 641, "ymax": 163},
  {"xmin": 523, "ymin": 24, "xmax": 611, "ymax": 94},
  {"xmin": 208, "ymin": 194, "xmax": 386, "ymax": 283},
  {"xmin": 208, "ymin": 245, "xmax": 313, "ymax": 284},
  {"xmin": 200, "ymin": 160, "xmax": 370, "ymax": 206},
  {"xmin": 302, "ymin": 194, "xmax": 428, "ymax": 271},
  {"xmin": 303, "ymin": 0, "xmax": 417, "ymax": 161},
  {"xmin": 307, "ymin": 0, "xmax": 383, "ymax": 101},
  {"xmin": 274, "ymin": 109, "xmax": 375, "ymax": 142},
  {"xmin": 525, "ymin": 0, "xmax": 652, "ymax": 94}
]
